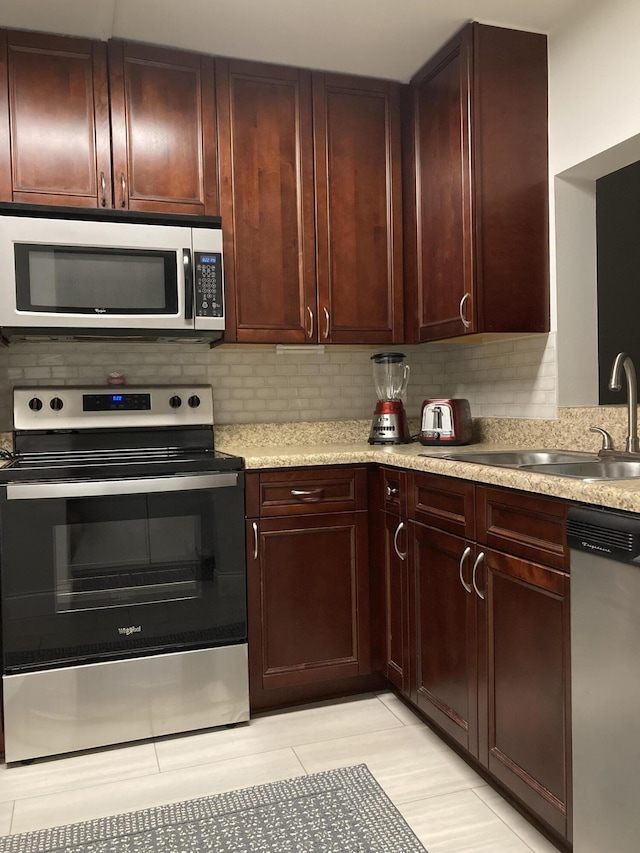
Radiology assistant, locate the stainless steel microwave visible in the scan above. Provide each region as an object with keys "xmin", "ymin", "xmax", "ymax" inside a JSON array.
[{"xmin": 0, "ymin": 204, "xmax": 225, "ymax": 344}]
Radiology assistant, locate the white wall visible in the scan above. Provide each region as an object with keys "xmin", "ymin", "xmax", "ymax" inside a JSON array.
[{"xmin": 549, "ymin": 0, "xmax": 640, "ymax": 405}]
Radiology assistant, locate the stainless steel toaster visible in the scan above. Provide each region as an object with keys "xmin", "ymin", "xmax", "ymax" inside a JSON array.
[{"xmin": 419, "ymin": 398, "xmax": 472, "ymax": 446}]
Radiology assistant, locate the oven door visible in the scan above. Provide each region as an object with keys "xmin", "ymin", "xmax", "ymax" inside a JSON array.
[{"xmin": 0, "ymin": 471, "xmax": 246, "ymax": 673}]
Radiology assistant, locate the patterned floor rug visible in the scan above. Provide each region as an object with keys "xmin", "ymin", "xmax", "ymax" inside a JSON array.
[{"xmin": 0, "ymin": 764, "xmax": 427, "ymax": 852}]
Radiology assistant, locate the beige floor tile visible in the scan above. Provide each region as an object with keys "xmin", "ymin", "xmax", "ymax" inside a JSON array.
[
  {"xmin": 473, "ymin": 787, "xmax": 562, "ymax": 853},
  {"xmin": 155, "ymin": 692, "xmax": 404, "ymax": 772},
  {"xmin": 0, "ymin": 741, "xmax": 159, "ymax": 803},
  {"xmin": 294, "ymin": 724, "xmax": 487, "ymax": 805},
  {"xmin": 374, "ymin": 690, "xmax": 425, "ymax": 726},
  {"xmin": 9, "ymin": 747, "xmax": 305, "ymax": 835},
  {"xmin": 0, "ymin": 802, "xmax": 14, "ymax": 836},
  {"xmin": 399, "ymin": 790, "xmax": 537, "ymax": 852}
]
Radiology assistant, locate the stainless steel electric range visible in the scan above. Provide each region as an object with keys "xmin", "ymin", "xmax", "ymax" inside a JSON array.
[{"xmin": 0, "ymin": 385, "xmax": 248, "ymax": 763}]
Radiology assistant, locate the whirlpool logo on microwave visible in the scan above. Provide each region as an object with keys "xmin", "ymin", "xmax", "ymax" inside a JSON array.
[{"xmin": 118, "ymin": 625, "xmax": 142, "ymax": 636}]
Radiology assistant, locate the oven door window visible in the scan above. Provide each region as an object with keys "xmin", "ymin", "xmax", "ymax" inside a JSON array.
[
  {"xmin": 54, "ymin": 505, "xmax": 204, "ymax": 612},
  {"xmin": 14, "ymin": 244, "xmax": 178, "ymax": 314}
]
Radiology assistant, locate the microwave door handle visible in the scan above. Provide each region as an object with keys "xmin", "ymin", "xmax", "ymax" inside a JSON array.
[{"xmin": 183, "ymin": 249, "xmax": 194, "ymax": 320}]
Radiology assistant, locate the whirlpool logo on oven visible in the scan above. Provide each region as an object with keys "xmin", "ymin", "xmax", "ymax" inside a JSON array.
[{"xmin": 118, "ymin": 625, "xmax": 142, "ymax": 636}]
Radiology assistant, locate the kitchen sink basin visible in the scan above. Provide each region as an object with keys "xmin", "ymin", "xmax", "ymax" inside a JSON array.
[
  {"xmin": 422, "ymin": 448, "xmax": 640, "ymax": 480},
  {"xmin": 432, "ymin": 449, "xmax": 599, "ymax": 467},
  {"xmin": 520, "ymin": 460, "xmax": 640, "ymax": 480}
]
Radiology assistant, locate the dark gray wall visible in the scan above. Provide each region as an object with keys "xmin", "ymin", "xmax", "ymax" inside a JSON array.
[{"xmin": 597, "ymin": 160, "xmax": 640, "ymax": 404}]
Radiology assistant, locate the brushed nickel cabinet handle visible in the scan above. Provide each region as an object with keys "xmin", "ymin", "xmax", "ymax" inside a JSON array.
[
  {"xmin": 100, "ymin": 171, "xmax": 106, "ymax": 207},
  {"xmin": 323, "ymin": 306, "xmax": 330, "ymax": 340},
  {"xmin": 459, "ymin": 546, "xmax": 472, "ymax": 593},
  {"xmin": 306, "ymin": 306, "xmax": 314, "ymax": 339},
  {"xmin": 120, "ymin": 172, "xmax": 127, "ymax": 208},
  {"xmin": 252, "ymin": 522, "xmax": 258, "ymax": 560},
  {"xmin": 393, "ymin": 521, "xmax": 407, "ymax": 561},
  {"xmin": 459, "ymin": 292, "xmax": 471, "ymax": 328},
  {"xmin": 291, "ymin": 488, "xmax": 324, "ymax": 502},
  {"xmin": 472, "ymin": 551, "xmax": 485, "ymax": 600}
]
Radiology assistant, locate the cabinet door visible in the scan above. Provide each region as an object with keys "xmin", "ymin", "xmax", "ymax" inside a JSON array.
[
  {"xmin": 382, "ymin": 513, "xmax": 409, "ymax": 693},
  {"xmin": 108, "ymin": 40, "xmax": 217, "ymax": 215},
  {"xmin": 407, "ymin": 30, "xmax": 473, "ymax": 342},
  {"xmin": 247, "ymin": 512, "xmax": 369, "ymax": 691},
  {"xmin": 412, "ymin": 522, "xmax": 478, "ymax": 754},
  {"xmin": 406, "ymin": 24, "xmax": 549, "ymax": 342},
  {"xmin": 479, "ymin": 548, "xmax": 570, "ymax": 838},
  {"xmin": 313, "ymin": 73, "xmax": 403, "ymax": 343},
  {"xmin": 0, "ymin": 29, "xmax": 111, "ymax": 207},
  {"xmin": 217, "ymin": 59, "xmax": 316, "ymax": 343}
]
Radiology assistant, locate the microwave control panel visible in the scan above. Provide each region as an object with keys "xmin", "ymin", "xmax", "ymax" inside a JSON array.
[{"xmin": 195, "ymin": 253, "xmax": 223, "ymax": 318}]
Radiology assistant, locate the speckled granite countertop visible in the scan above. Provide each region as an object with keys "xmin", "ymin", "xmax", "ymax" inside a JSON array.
[{"xmin": 215, "ymin": 437, "xmax": 640, "ymax": 515}]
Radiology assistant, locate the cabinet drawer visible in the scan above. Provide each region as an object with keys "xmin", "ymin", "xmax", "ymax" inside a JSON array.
[
  {"xmin": 248, "ymin": 467, "xmax": 367, "ymax": 516},
  {"xmin": 381, "ymin": 467, "xmax": 406, "ymax": 515},
  {"xmin": 476, "ymin": 487, "xmax": 568, "ymax": 570},
  {"xmin": 409, "ymin": 472, "xmax": 475, "ymax": 538}
]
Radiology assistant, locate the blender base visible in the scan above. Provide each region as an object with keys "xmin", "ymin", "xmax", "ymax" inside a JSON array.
[{"xmin": 368, "ymin": 403, "xmax": 411, "ymax": 444}]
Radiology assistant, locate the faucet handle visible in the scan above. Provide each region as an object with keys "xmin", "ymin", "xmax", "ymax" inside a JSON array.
[{"xmin": 590, "ymin": 425, "xmax": 614, "ymax": 453}]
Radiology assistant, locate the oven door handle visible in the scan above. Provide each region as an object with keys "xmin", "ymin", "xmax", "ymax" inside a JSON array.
[{"xmin": 5, "ymin": 472, "xmax": 238, "ymax": 501}]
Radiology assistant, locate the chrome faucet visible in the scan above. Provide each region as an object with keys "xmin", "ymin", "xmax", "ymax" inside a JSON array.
[{"xmin": 609, "ymin": 352, "xmax": 640, "ymax": 453}]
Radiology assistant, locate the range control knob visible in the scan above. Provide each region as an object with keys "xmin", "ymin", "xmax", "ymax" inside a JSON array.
[
  {"xmin": 169, "ymin": 395, "xmax": 182, "ymax": 409},
  {"xmin": 188, "ymin": 395, "xmax": 201, "ymax": 409},
  {"xmin": 28, "ymin": 397, "xmax": 43, "ymax": 412},
  {"xmin": 50, "ymin": 397, "xmax": 64, "ymax": 412}
]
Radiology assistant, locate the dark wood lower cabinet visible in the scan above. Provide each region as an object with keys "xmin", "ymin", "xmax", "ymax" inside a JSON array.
[
  {"xmin": 247, "ymin": 510, "xmax": 370, "ymax": 700},
  {"xmin": 481, "ymin": 547, "xmax": 571, "ymax": 838},
  {"xmin": 382, "ymin": 512, "xmax": 409, "ymax": 694},
  {"xmin": 412, "ymin": 522, "xmax": 479, "ymax": 755}
]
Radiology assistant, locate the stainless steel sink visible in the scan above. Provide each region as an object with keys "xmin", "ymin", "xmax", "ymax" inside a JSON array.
[
  {"xmin": 420, "ymin": 448, "xmax": 640, "ymax": 480},
  {"xmin": 520, "ymin": 460, "xmax": 640, "ymax": 480},
  {"xmin": 431, "ymin": 449, "xmax": 599, "ymax": 467}
]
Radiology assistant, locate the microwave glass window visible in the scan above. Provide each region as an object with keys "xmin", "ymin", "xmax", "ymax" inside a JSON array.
[{"xmin": 15, "ymin": 245, "xmax": 179, "ymax": 314}]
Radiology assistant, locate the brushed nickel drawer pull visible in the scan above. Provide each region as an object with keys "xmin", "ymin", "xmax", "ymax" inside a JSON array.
[
  {"xmin": 459, "ymin": 546, "xmax": 472, "ymax": 593},
  {"xmin": 306, "ymin": 306, "xmax": 314, "ymax": 339},
  {"xmin": 323, "ymin": 306, "xmax": 330, "ymax": 340},
  {"xmin": 386, "ymin": 485, "xmax": 399, "ymax": 498},
  {"xmin": 459, "ymin": 292, "xmax": 471, "ymax": 328},
  {"xmin": 393, "ymin": 521, "xmax": 407, "ymax": 561},
  {"xmin": 291, "ymin": 488, "xmax": 324, "ymax": 502},
  {"xmin": 252, "ymin": 521, "xmax": 258, "ymax": 560},
  {"xmin": 120, "ymin": 172, "xmax": 127, "ymax": 207},
  {"xmin": 100, "ymin": 171, "xmax": 106, "ymax": 207},
  {"xmin": 472, "ymin": 551, "xmax": 485, "ymax": 600}
]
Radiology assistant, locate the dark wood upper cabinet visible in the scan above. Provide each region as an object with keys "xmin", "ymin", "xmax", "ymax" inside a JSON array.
[
  {"xmin": 108, "ymin": 40, "xmax": 218, "ymax": 215},
  {"xmin": 216, "ymin": 59, "xmax": 316, "ymax": 343},
  {"xmin": 217, "ymin": 61, "xmax": 403, "ymax": 344},
  {"xmin": 0, "ymin": 29, "xmax": 111, "ymax": 207},
  {"xmin": 313, "ymin": 73, "xmax": 403, "ymax": 343},
  {"xmin": 404, "ymin": 23, "xmax": 549, "ymax": 342}
]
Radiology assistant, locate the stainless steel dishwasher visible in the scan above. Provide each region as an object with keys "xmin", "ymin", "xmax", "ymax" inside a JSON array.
[{"xmin": 567, "ymin": 505, "xmax": 640, "ymax": 852}]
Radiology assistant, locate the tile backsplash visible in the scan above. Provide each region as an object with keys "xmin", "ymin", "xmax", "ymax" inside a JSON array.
[{"xmin": 0, "ymin": 333, "xmax": 557, "ymax": 430}]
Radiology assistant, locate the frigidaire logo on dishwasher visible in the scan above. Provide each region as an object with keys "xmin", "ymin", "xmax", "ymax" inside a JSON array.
[
  {"xmin": 582, "ymin": 541, "xmax": 612, "ymax": 553},
  {"xmin": 118, "ymin": 625, "xmax": 142, "ymax": 636}
]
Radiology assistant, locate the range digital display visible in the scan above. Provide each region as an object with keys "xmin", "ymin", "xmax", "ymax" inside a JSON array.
[{"xmin": 83, "ymin": 393, "xmax": 151, "ymax": 412}]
